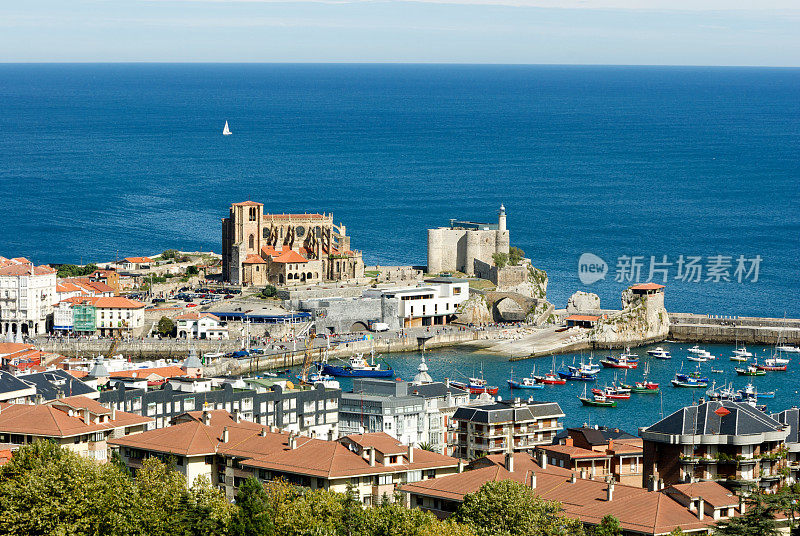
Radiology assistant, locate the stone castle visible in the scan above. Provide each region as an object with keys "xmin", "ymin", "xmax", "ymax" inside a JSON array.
[
  {"xmin": 427, "ymin": 205, "xmax": 510, "ymax": 276},
  {"xmin": 221, "ymin": 201, "xmax": 364, "ymax": 287}
]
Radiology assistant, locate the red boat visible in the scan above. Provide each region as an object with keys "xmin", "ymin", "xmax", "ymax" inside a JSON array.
[
  {"xmin": 592, "ymin": 387, "xmax": 631, "ymax": 400},
  {"xmin": 535, "ymin": 372, "xmax": 567, "ymax": 385},
  {"xmin": 451, "ymin": 377, "xmax": 500, "ymax": 395},
  {"xmin": 636, "ymin": 381, "xmax": 659, "ymax": 390},
  {"xmin": 755, "ymin": 360, "xmax": 787, "ymax": 372}
]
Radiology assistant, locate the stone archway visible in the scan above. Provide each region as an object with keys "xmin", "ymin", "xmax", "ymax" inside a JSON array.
[{"xmin": 350, "ymin": 322, "xmax": 369, "ymax": 332}]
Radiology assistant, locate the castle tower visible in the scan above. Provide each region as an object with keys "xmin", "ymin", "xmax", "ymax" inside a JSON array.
[
  {"xmin": 465, "ymin": 231, "xmax": 480, "ymax": 276},
  {"xmin": 427, "ymin": 228, "xmax": 445, "ymax": 274}
]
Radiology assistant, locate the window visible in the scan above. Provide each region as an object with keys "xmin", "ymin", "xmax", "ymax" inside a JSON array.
[
  {"xmin": 184, "ymin": 398, "xmax": 195, "ymax": 410},
  {"xmin": 377, "ymin": 474, "xmax": 392, "ymax": 486},
  {"xmin": 249, "ymin": 234, "xmax": 255, "ymax": 249}
]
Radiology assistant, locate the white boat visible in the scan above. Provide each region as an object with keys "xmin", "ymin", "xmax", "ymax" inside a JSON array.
[
  {"xmin": 730, "ymin": 354, "xmax": 748, "ymax": 362},
  {"xmin": 733, "ymin": 347, "xmax": 753, "ymax": 358},
  {"xmin": 647, "ymin": 347, "xmax": 671, "ymax": 359},
  {"xmin": 686, "ymin": 355, "xmax": 707, "ymax": 363},
  {"xmin": 698, "ymin": 350, "xmax": 716, "ymax": 360},
  {"xmin": 620, "ymin": 347, "xmax": 639, "ymax": 359},
  {"xmin": 777, "ymin": 345, "xmax": 800, "ymax": 353},
  {"xmin": 223, "ymin": 120, "xmax": 232, "ymax": 136},
  {"xmin": 687, "ymin": 345, "xmax": 705, "ymax": 354}
]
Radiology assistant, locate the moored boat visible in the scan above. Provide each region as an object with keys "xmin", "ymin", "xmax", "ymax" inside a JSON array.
[
  {"xmin": 321, "ymin": 353, "xmax": 394, "ymax": 378},
  {"xmin": 578, "ymin": 385, "xmax": 617, "ymax": 407},
  {"xmin": 600, "ymin": 355, "xmax": 639, "ymax": 369},
  {"xmin": 755, "ymin": 359, "xmax": 787, "ymax": 372},
  {"xmin": 535, "ymin": 371, "xmax": 567, "ymax": 385},
  {"xmin": 735, "ymin": 364, "xmax": 766, "ymax": 376},
  {"xmin": 647, "ymin": 347, "xmax": 671, "ymax": 359},
  {"xmin": 671, "ymin": 372, "xmax": 708, "ymax": 388},
  {"xmin": 508, "ymin": 368, "xmax": 544, "ymax": 390}
]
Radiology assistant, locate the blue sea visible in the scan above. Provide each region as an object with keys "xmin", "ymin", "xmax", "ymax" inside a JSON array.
[{"xmin": 1, "ymin": 64, "xmax": 799, "ymax": 317}]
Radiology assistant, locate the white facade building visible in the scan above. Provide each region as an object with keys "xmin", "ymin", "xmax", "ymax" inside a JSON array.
[
  {"xmin": 0, "ymin": 257, "xmax": 57, "ymax": 338},
  {"xmin": 175, "ymin": 312, "xmax": 229, "ymax": 340},
  {"xmin": 363, "ymin": 278, "xmax": 469, "ymax": 328}
]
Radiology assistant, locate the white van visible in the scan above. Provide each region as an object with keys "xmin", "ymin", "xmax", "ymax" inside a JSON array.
[{"xmin": 371, "ymin": 322, "xmax": 390, "ymax": 332}]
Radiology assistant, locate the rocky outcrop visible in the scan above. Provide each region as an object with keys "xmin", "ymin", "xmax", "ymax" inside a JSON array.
[
  {"xmin": 566, "ymin": 291, "xmax": 600, "ymax": 314},
  {"xmin": 590, "ymin": 290, "xmax": 669, "ymax": 345},
  {"xmin": 455, "ymin": 294, "xmax": 493, "ymax": 325},
  {"xmin": 498, "ymin": 264, "xmax": 548, "ymax": 300}
]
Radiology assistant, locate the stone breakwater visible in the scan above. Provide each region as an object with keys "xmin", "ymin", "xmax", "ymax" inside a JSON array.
[{"xmin": 667, "ymin": 313, "xmax": 800, "ymax": 345}]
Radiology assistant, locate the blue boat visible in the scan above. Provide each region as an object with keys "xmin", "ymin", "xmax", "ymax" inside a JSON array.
[
  {"xmin": 320, "ymin": 354, "xmax": 394, "ymax": 378},
  {"xmin": 558, "ymin": 365, "xmax": 597, "ymax": 382},
  {"xmin": 507, "ymin": 368, "xmax": 544, "ymax": 389}
]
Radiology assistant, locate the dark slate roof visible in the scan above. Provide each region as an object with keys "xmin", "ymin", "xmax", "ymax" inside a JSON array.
[
  {"xmin": 642, "ymin": 401, "xmax": 786, "ymax": 440},
  {"xmin": 558, "ymin": 426, "xmax": 637, "ymax": 445},
  {"xmin": 772, "ymin": 407, "xmax": 800, "ymax": 447},
  {"xmin": 409, "ymin": 382, "xmax": 468, "ymax": 399},
  {"xmin": 453, "ymin": 401, "xmax": 564, "ymax": 424},
  {"xmin": 16, "ymin": 370, "xmax": 96, "ymax": 400},
  {"xmin": 0, "ymin": 371, "xmax": 34, "ymax": 397}
]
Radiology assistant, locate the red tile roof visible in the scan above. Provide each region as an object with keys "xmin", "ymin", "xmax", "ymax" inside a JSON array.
[
  {"xmin": 243, "ymin": 254, "xmax": 268, "ymax": 264},
  {"xmin": 109, "ymin": 366, "xmax": 187, "ymax": 380},
  {"xmin": 0, "ymin": 263, "xmax": 56, "ymax": 276},
  {"xmin": 0, "ymin": 343, "xmax": 36, "ymax": 356},
  {"xmin": 565, "ymin": 314, "xmax": 601, "ymax": 322},
  {"xmin": 61, "ymin": 296, "xmax": 146, "ymax": 309},
  {"xmin": 272, "ymin": 250, "xmax": 308, "ymax": 264},
  {"xmin": 0, "ymin": 397, "xmax": 151, "ymax": 437},
  {"xmin": 630, "ymin": 283, "xmax": 665, "ymax": 290},
  {"xmin": 537, "ymin": 444, "xmax": 610, "ymax": 459},
  {"xmin": 123, "ymin": 257, "xmax": 153, "ymax": 264}
]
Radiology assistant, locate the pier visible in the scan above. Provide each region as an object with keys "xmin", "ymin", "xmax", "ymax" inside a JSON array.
[{"xmin": 667, "ymin": 313, "xmax": 800, "ymax": 345}]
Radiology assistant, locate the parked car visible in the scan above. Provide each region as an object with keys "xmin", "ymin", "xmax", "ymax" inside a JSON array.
[{"xmin": 186, "ymin": 303, "xmax": 198, "ymax": 308}]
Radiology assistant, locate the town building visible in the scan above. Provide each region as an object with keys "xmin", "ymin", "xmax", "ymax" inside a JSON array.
[
  {"xmin": 306, "ymin": 278, "xmax": 470, "ymax": 333},
  {"xmin": 538, "ymin": 425, "xmax": 644, "ymax": 486},
  {"xmin": 54, "ymin": 296, "xmax": 147, "ymax": 337},
  {"xmin": 451, "ymin": 399, "xmax": 564, "ymax": 459},
  {"xmin": 400, "ymin": 451, "xmax": 751, "ymax": 536},
  {"xmin": 772, "ymin": 407, "xmax": 800, "ymax": 484},
  {"xmin": 640, "ymin": 400, "xmax": 790, "ymax": 492},
  {"xmin": 427, "ymin": 205, "xmax": 510, "ymax": 276},
  {"xmin": 221, "ymin": 202, "xmax": 364, "ymax": 287},
  {"xmin": 1, "ymin": 369, "xmax": 98, "ymax": 402},
  {"xmin": 110, "ymin": 410, "xmax": 459, "ymax": 503},
  {"xmin": 339, "ymin": 371, "xmax": 469, "ymax": 453},
  {"xmin": 0, "ymin": 257, "xmax": 57, "ymax": 338},
  {"xmin": 56, "ymin": 278, "xmax": 115, "ymax": 301},
  {"xmin": 87, "ymin": 269, "xmax": 121, "ymax": 294},
  {"xmin": 0, "ymin": 395, "xmax": 151, "ymax": 462},
  {"xmin": 0, "ymin": 342, "xmax": 45, "ymax": 373},
  {"xmin": 99, "ymin": 378, "xmax": 340, "ymax": 435},
  {"xmin": 175, "ymin": 312, "xmax": 229, "ymax": 340},
  {"xmin": 118, "ymin": 257, "xmax": 154, "ymax": 271}
]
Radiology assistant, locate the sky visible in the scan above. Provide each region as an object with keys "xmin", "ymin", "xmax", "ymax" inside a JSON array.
[{"xmin": 1, "ymin": 0, "xmax": 799, "ymax": 65}]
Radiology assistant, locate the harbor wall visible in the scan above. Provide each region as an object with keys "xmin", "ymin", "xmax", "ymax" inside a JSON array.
[{"xmin": 667, "ymin": 313, "xmax": 800, "ymax": 345}]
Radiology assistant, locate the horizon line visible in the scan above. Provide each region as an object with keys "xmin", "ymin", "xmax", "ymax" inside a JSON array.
[{"xmin": 1, "ymin": 61, "xmax": 800, "ymax": 68}]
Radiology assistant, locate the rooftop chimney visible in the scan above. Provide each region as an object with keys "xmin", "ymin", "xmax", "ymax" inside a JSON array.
[
  {"xmin": 328, "ymin": 430, "xmax": 335, "ymax": 441},
  {"xmin": 222, "ymin": 427, "xmax": 229, "ymax": 443},
  {"xmin": 369, "ymin": 447, "xmax": 376, "ymax": 467},
  {"xmin": 739, "ymin": 496, "xmax": 746, "ymax": 515},
  {"xmin": 408, "ymin": 444, "xmax": 414, "ymax": 464},
  {"xmin": 698, "ymin": 497, "xmax": 705, "ymax": 520},
  {"xmin": 539, "ymin": 450, "xmax": 548, "ymax": 469},
  {"xmin": 259, "ymin": 427, "xmax": 267, "ymax": 437},
  {"xmin": 288, "ymin": 433, "xmax": 296, "ymax": 450},
  {"xmin": 565, "ymin": 437, "xmax": 573, "ymax": 446},
  {"xmin": 458, "ymin": 459, "xmax": 465, "ymax": 473},
  {"xmin": 202, "ymin": 411, "xmax": 211, "ymax": 426},
  {"xmin": 530, "ymin": 471, "xmax": 537, "ymax": 489},
  {"xmin": 570, "ymin": 473, "xmax": 577, "ymax": 483},
  {"xmin": 580, "ymin": 468, "xmax": 587, "ymax": 480},
  {"xmin": 606, "ymin": 479, "xmax": 615, "ymax": 502},
  {"xmin": 505, "ymin": 452, "xmax": 514, "ymax": 472}
]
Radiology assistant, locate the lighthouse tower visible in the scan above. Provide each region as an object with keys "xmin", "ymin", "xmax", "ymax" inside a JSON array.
[
  {"xmin": 498, "ymin": 203, "xmax": 507, "ymax": 232},
  {"xmin": 495, "ymin": 204, "xmax": 510, "ymax": 256}
]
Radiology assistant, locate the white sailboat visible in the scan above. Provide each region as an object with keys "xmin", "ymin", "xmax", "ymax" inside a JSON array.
[{"xmin": 223, "ymin": 121, "xmax": 232, "ymax": 136}]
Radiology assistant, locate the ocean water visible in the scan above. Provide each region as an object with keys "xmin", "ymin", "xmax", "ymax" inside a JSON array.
[
  {"xmin": 320, "ymin": 343, "xmax": 800, "ymax": 432},
  {"xmin": 1, "ymin": 64, "xmax": 799, "ymax": 317}
]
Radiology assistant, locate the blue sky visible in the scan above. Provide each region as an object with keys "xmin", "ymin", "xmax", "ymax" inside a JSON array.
[{"xmin": 1, "ymin": 0, "xmax": 799, "ymax": 65}]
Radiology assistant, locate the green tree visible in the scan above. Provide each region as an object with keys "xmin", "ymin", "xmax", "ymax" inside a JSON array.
[
  {"xmin": 157, "ymin": 316, "xmax": 176, "ymax": 337},
  {"xmin": 508, "ymin": 247, "xmax": 525, "ymax": 266},
  {"xmin": 186, "ymin": 265, "xmax": 199, "ymax": 276},
  {"xmin": 162, "ymin": 249, "xmax": 179, "ymax": 260},
  {"xmin": 492, "ymin": 252, "xmax": 508, "ymax": 269},
  {"xmin": 668, "ymin": 528, "xmax": 685, "ymax": 536},
  {"xmin": 260, "ymin": 285, "xmax": 277, "ymax": 299},
  {"xmin": 179, "ymin": 476, "xmax": 234, "ymax": 536},
  {"xmin": 230, "ymin": 478, "xmax": 274, "ymax": 536},
  {"xmin": 418, "ymin": 442, "xmax": 435, "ymax": 452},
  {"xmin": 716, "ymin": 495, "xmax": 780, "ymax": 536},
  {"xmin": 594, "ymin": 515, "xmax": 622, "ymax": 536},
  {"xmin": 454, "ymin": 480, "xmax": 584, "ymax": 536},
  {"xmin": 56, "ymin": 263, "xmax": 98, "ymax": 278}
]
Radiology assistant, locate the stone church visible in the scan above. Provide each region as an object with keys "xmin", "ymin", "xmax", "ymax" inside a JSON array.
[{"xmin": 221, "ymin": 201, "xmax": 364, "ymax": 287}]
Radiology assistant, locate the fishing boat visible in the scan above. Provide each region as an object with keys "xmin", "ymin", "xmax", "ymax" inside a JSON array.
[
  {"xmin": 710, "ymin": 368, "xmax": 724, "ymax": 374},
  {"xmin": 755, "ymin": 359, "xmax": 787, "ymax": 372},
  {"xmin": 592, "ymin": 387, "xmax": 631, "ymax": 400},
  {"xmin": 730, "ymin": 354, "xmax": 748, "ymax": 362},
  {"xmin": 558, "ymin": 365, "xmax": 597, "ymax": 382},
  {"xmin": 578, "ymin": 386, "xmax": 617, "ymax": 407},
  {"xmin": 535, "ymin": 371, "xmax": 567, "ymax": 385},
  {"xmin": 451, "ymin": 376, "xmax": 500, "ymax": 395},
  {"xmin": 687, "ymin": 345, "xmax": 705, "ymax": 354},
  {"xmin": 600, "ymin": 354, "xmax": 638, "ymax": 369},
  {"xmin": 738, "ymin": 383, "xmax": 775, "ymax": 400},
  {"xmin": 735, "ymin": 364, "xmax": 766, "ymax": 376},
  {"xmin": 507, "ymin": 368, "xmax": 544, "ymax": 390},
  {"xmin": 686, "ymin": 354, "xmax": 708, "ymax": 363},
  {"xmin": 630, "ymin": 382, "xmax": 660, "ymax": 394},
  {"xmin": 698, "ymin": 350, "xmax": 716, "ymax": 360},
  {"xmin": 320, "ymin": 353, "xmax": 393, "ymax": 378},
  {"xmin": 671, "ymin": 372, "xmax": 708, "ymax": 388},
  {"xmin": 647, "ymin": 347, "xmax": 672, "ymax": 359},
  {"xmin": 620, "ymin": 347, "xmax": 639, "ymax": 360},
  {"xmin": 777, "ymin": 345, "xmax": 800, "ymax": 353},
  {"xmin": 580, "ymin": 357, "xmax": 602, "ymax": 375},
  {"xmin": 732, "ymin": 346, "xmax": 753, "ymax": 358},
  {"xmin": 223, "ymin": 120, "xmax": 232, "ymax": 136}
]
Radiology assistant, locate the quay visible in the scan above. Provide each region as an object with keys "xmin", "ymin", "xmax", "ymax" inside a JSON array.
[{"xmin": 667, "ymin": 313, "xmax": 800, "ymax": 345}]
